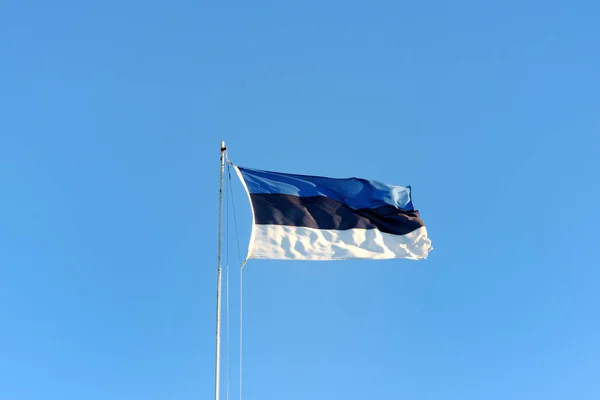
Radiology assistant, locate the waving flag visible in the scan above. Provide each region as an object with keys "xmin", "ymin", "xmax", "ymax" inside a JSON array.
[{"xmin": 235, "ymin": 166, "xmax": 432, "ymax": 261}]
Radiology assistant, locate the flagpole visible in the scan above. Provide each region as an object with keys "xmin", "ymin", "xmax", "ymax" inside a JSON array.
[{"xmin": 215, "ymin": 141, "xmax": 226, "ymax": 400}]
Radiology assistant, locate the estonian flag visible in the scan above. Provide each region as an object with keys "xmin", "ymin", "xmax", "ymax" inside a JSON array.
[{"xmin": 235, "ymin": 166, "xmax": 433, "ymax": 261}]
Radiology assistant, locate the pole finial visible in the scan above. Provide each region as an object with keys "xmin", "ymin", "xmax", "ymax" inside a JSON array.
[{"xmin": 221, "ymin": 141, "xmax": 227, "ymax": 152}]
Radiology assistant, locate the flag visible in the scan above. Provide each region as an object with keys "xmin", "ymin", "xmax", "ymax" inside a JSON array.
[{"xmin": 234, "ymin": 166, "xmax": 433, "ymax": 260}]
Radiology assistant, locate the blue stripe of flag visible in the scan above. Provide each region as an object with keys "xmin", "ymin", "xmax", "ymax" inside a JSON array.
[{"xmin": 237, "ymin": 166, "xmax": 414, "ymax": 211}]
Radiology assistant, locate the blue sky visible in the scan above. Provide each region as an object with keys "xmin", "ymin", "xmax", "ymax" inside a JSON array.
[{"xmin": 1, "ymin": 0, "xmax": 600, "ymax": 399}]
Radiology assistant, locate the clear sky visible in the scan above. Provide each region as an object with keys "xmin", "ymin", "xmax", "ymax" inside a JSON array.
[{"xmin": 1, "ymin": 1, "xmax": 599, "ymax": 399}]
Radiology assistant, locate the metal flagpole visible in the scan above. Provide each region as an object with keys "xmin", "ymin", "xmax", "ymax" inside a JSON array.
[{"xmin": 215, "ymin": 141, "xmax": 227, "ymax": 400}]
